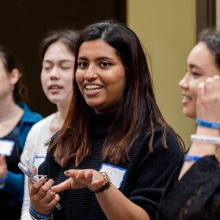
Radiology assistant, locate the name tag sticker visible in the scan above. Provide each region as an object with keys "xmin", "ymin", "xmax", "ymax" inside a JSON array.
[
  {"xmin": 0, "ymin": 139, "xmax": 15, "ymax": 156},
  {"xmin": 99, "ymin": 163, "xmax": 126, "ymax": 189}
]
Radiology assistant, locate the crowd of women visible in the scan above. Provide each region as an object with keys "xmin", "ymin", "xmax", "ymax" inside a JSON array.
[{"xmin": 0, "ymin": 19, "xmax": 219, "ymax": 220}]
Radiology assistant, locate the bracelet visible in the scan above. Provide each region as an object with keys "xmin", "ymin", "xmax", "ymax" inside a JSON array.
[
  {"xmin": 29, "ymin": 211, "xmax": 53, "ymax": 220},
  {"xmin": 191, "ymin": 134, "xmax": 220, "ymax": 144},
  {"xmin": 184, "ymin": 155, "xmax": 201, "ymax": 161},
  {"xmin": 196, "ymin": 117, "xmax": 220, "ymax": 129},
  {"xmin": 0, "ymin": 173, "xmax": 8, "ymax": 184},
  {"xmin": 29, "ymin": 205, "xmax": 52, "ymax": 219}
]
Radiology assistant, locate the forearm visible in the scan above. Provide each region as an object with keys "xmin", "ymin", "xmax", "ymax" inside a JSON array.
[
  {"xmin": 179, "ymin": 125, "xmax": 219, "ymax": 179},
  {"xmin": 96, "ymin": 184, "xmax": 150, "ymax": 220}
]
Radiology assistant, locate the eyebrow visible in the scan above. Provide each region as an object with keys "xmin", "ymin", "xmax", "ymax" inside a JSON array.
[
  {"xmin": 77, "ymin": 56, "xmax": 114, "ymax": 61},
  {"xmin": 43, "ymin": 59, "xmax": 74, "ymax": 63},
  {"xmin": 188, "ymin": 63, "xmax": 202, "ymax": 70}
]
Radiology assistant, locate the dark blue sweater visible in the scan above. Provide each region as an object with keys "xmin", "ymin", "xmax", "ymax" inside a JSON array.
[{"xmin": 39, "ymin": 112, "xmax": 183, "ymax": 220}]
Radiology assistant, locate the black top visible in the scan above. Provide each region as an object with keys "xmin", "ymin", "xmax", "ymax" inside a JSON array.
[
  {"xmin": 157, "ymin": 155, "xmax": 220, "ymax": 220},
  {"xmin": 39, "ymin": 112, "xmax": 183, "ymax": 220}
]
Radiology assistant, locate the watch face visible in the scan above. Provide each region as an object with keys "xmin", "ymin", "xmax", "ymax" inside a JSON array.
[
  {"xmin": 101, "ymin": 172, "xmax": 111, "ymax": 184},
  {"xmin": 94, "ymin": 172, "xmax": 111, "ymax": 193}
]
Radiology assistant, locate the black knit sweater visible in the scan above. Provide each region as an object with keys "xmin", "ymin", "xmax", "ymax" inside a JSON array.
[
  {"xmin": 157, "ymin": 155, "xmax": 220, "ymax": 220},
  {"xmin": 39, "ymin": 112, "xmax": 183, "ymax": 220}
]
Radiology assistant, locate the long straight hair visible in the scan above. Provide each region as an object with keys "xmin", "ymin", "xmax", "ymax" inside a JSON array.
[{"xmin": 49, "ymin": 20, "xmax": 184, "ymax": 167}]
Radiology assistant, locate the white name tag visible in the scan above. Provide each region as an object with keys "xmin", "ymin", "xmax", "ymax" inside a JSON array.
[
  {"xmin": 33, "ymin": 156, "xmax": 46, "ymax": 168},
  {"xmin": 99, "ymin": 163, "xmax": 126, "ymax": 189},
  {"xmin": 0, "ymin": 139, "xmax": 15, "ymax": 156}
]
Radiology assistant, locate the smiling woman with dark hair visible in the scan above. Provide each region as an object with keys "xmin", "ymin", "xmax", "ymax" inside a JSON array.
[{"xmin": 28, "ymin": 20, "xmax": 184, "ymax": 220}]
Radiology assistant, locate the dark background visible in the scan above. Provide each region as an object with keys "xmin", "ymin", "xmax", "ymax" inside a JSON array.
[{"xmin": 0, "ymin": 0, "xmax": 126, "ymax": 116}]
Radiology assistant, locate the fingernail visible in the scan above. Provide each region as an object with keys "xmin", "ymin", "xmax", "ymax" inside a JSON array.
[{"xmin": 64, "ymin": 171, "xmax": 69, "ymax": 175}]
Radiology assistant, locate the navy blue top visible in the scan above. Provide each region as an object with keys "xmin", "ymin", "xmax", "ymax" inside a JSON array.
[{"xmin": 0, "ymin": 103, "xmax": 43, "ymax": 219}]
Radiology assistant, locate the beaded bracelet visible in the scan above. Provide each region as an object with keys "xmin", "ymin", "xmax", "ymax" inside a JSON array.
[
  {"xmin": 29, "ymin": 205, "xmax": 52, "ymax": 219},
  {"xmin": 191, "ymin": 134, "xmax": 220, "ymax": 144},
  {"xmin": 0, "ymin": 173, "xmax": 8, "ymax": 184},
  {"xmin": 196, "ymin": 117, "xmax": 220, "ymax": 129},
  {"xmin": 184, "ymin": 155, "xmax": 201, "ymax": 162}
]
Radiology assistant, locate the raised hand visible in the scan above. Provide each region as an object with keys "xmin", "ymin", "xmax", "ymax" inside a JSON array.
[{"xmin": 196, "ymin": 75, "xmax": 220, "ymax": 123}]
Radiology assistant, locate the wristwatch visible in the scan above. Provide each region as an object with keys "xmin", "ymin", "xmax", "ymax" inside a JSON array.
[{"xmin": 95, "ymin": 172, "xmax": 111, "ymax": 193}]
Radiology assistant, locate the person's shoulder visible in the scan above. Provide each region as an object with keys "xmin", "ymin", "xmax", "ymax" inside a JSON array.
[
  {"xmin": 19, "ymin": 103, "xmax": 43, "ymax": 122},
  {"xmin": 29, "ymin": 113, "xmax": 55, "ymax": 131},
  {"xmin": 35, "ymin": 113, "xmax": 55, "ymax": 125},
  {"xmin": 151, "ymin": 124, "xmax": 182, "ymax": 150},
  {"xmin": 154, "ymin": 124, "xmax": 179, "ymax": 138}
]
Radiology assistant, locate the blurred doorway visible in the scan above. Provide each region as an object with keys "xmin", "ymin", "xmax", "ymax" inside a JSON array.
[{"xmin": 196, "ymin": 0, "xmax": 216, "ymax": 38}]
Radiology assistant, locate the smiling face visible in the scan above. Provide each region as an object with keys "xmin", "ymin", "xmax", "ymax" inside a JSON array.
[
  {"xmin": 41, "ymin": 41, "xmax": 75, "ymax": 107},
  {"xmin": 75, "ymin": 39, "xmax": 126, "ymax": 114},
  {"xmin": 179, "ymin": 42, "xmax": 220, "ymax": 119}
]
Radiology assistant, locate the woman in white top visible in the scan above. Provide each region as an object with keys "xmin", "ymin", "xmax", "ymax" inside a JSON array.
[{"xmin": 20, "ymin": 29, "xmax": 79, "ymax": 220}]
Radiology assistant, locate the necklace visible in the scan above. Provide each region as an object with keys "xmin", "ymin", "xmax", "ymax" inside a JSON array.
[{"xmin": 0, "ymin": 109, "xmax": 18, "ymax": 123}]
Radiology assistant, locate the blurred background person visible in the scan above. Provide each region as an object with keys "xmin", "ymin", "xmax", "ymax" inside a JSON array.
[
  {"xmin": 20, "ymin": 29, "xmax": 79, "ymax": 220},
  {"xmin": 0, "ymin": 45, "xmax": 43, "ymax": 219},
  {"xmin": 157, "ymin": 29, "xmax": 220, "ymax": 220}
]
